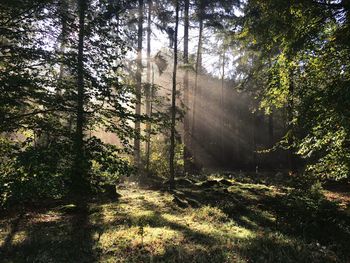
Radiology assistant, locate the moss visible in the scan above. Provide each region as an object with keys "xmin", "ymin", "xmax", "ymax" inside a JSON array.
[{"xmin": 1, "ymin": 175, "xmax": 349, "ymax": 263}]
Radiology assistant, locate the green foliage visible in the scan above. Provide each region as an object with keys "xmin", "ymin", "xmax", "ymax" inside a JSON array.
[
  {"xmin": 147, "ymin": 137, "xmax": 184, "ymax": 178},
  {"xmin": 0, "ymin": 0, "xmax": 140, "ymax": 201},
  {"xmin": 237, "ymin": 0, "xmax": 350, "ymax": 180},
  {"xmin": 0, "ymin": 135, "xmax": 70, "ymax": 208},
  {"xmin": 0, "ymin": 134, "xmax": 133, "ymax": 208},
  {"xmin": 86, "ymin": 136, "xmax": 132, "ymax": 191},
  {"xmin": 239, "ymin": 232, "xmax": 340, "ymax": 263},
  {"xmin": 279, "ymin": 185, "xmax": 349, "ymax": 244},
  {"xmin": 2, "ymin": 175, "xmax": 348, "ymax": 262},
  {"xmin": 191, "ymin": 205, "xmax": 228, "ymax": 223}
]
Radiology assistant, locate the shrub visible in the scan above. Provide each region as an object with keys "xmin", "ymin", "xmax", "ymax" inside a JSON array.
[
  {"xmin": 147, "ymin": 137, "xmax": 184, "ymax": 178},
  {"xmin": 0, "ymin": 136, "xmax": 69, "ymax": 208},
  {"xmin": 278, "ymin": 184, "xmax": 349, "ymax": 244}
]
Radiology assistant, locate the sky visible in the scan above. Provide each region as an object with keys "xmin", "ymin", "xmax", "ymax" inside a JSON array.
[{"xmin": 147, "ymin": 6, "xmax": 243, "ymax": 79}]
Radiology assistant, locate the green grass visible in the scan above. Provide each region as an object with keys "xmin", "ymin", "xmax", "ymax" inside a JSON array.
[{"xmin": 0, "ymin": 173, "xmax": 349, "ymax": 262}]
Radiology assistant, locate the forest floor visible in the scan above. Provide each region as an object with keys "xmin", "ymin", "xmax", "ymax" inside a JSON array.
[{"xmin": 0, "ymin": 173, "xmax": 349, "ymax": 263}]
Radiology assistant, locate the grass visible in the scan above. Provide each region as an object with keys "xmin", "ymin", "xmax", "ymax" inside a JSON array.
[{"xmin": 0, "ymin": 173, "xmax": 349, "ymax": 262}]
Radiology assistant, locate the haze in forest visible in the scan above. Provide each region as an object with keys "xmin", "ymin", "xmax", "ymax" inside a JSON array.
[{"xmin": 1, "ymin": 0, "xmax": 350, "ymax": 262}]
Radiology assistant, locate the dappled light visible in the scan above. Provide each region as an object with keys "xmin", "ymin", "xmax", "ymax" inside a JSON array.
[
  {"xmin": 2, "ymin": 176, "xmax": 349, "ymax": 262},
  {"xmin": 1, "ymin": 0, "xmax": 350, "ymax": 262}
]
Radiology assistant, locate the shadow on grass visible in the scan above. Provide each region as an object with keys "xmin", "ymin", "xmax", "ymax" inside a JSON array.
[
  {"xmin": 238, "ymin": 231, "xmax": 345, "ymax": 263},
  {"xmin": 1, "ymin": 211, "xmax": 24, "ymax": 253},
  {"xmin": 138, "ymin": 175, "xmax": 350, "ymax": 262},
  {"xmin": 0, "ymin": 199, "xmax": 105, "ymax": 263},
  {"xmin": 95, "ymin": 196, "xmax": 244, "ymax": 262},
  {"xmin": 172, "ymin": 184, "xmax": 276, "ymax": 232},
  {"xmin": 1, "ymin": 176, "xmax": 349, "ymax": 263}
]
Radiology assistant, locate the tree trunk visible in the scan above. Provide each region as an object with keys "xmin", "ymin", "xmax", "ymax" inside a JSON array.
[
  {"xmin": 268, "ymin": 113, "xmax": 274, "ymax": 147},
  {"xmin": 134, "ymin": 0, "xmax": 143, "ymax": 170},
  {"xmin": 191, "ymin": 14, "xmax": 203, "ymax": 167},
  {"xmin": 183, "ymin": 0, "xmax": 191, "ymax": 173},
  {"xmin": 252, "ymin": 112, "xmax": 258, "ymax": 172},
  {"xmin": 169, "ymin": 0, "xmax": 179, "ymax": 190},
  {"xmin": 220, "ymin": 49, "xmax": 225, "ymax": 165},
  {"xmin": 74, "ymin": 0, "xmax": 87, "ymax": 191},
  {"xmin": 287, "ymin": 67, "xmax": 296, "ymax": 174},
  {"xmin": 145, "ymin": 0, "xmax": 152, "ymax": 172},
  {"xmin": 58, "ymin": 0, "xmax": 68, "ymax": 87}
]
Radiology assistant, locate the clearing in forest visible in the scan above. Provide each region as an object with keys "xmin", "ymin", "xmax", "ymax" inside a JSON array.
[{"xmin": 1, "ymin": 174, "xmax": 349, "ymax": 263}]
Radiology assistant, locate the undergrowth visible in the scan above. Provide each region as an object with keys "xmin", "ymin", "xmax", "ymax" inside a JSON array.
[{"xmin": 1, "ymin": 173, "xmax": 349, "ymax": 263}]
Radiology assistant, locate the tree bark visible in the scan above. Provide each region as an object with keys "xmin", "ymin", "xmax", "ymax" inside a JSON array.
[
  {"xmin": 58, "ymin": 0, "xmax": 68, "ymax": 86},
  {"xmin": 145, "ymin": 0, "xmax": 152, "ymax": 172},
  {"xmin": 191, "ymin": 13, "xmax": 203, "ymax": 168},
  {"xmin": 134, "ymin": 0, "xmax": 143, "ymax": 170},
  {"xmin": 252, "ymin": 112, "xmax": 258, "ymax": 172},
  {"xmin": 169, "ymin": 0, "xmax": 179, "ymax": 190},
  {"xmin": 268, "ymin": 113, "xmax": 274, "ymax": 147},
  {"xmin": 220, "ymin": 49, "xmax": 225, "ymax": 165},
  {"xmin": 183, "ymin": 0, "xmax": 191, "ymax": 173},
  {"xmin": 74, "ymin": 0, "xmax": 87, "ymax": 191},
  {"xmin": 287, "ymin": 67, "xmax": 296, "ymax": 174}
]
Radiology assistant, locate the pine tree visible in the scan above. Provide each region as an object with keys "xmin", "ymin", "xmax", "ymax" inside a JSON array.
[
  {"xmin": 73, "ymin": 0, "xmax": 87, "ymax": 191},
  {"xmin": 134, "ymin": 0, "xmax": 144, "ymax": 170},
  {"xmin": 183, "ymin": 0, "xmax": 191, "ymax": 173},
  {"xmin": 145, "ymin": 0, "xmax": 153, "ymax": 172},
  {"xmin": 169, "ymin": 0, "xmax": 179, "ymax": 190}
]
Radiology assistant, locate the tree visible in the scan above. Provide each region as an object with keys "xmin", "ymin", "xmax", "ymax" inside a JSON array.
[
  {"xmin": 238, "ymin": 0, "xmax": 350, "ymax": 180},
  {"xmin": 134, "ymin": 0, "xmax": 144, "ymax": 170},
  {"xmin": 0, "ymin": 0, "xmax": 138, "ymax": 204},
  {"xmin": 191, "ymin": 1, "xmax": 204, "ymax": 151},
  {"xmin": 220, "ymin": 48, "xmax": 226, "ymax": 164},
  {"xmin": 73, "ymin": 0, "xmax": 87, "ymax": 191},
  {"xmin": 169, "ymin": 0, "xmax": 179, "ymax": 189},
  {"xmin": 189, "ymin": 0, "xmax": 239, "ymax": 169},
  {"xmin": 145, "ymin": 0, "xmax": 153, "ymax": 172},
  {"xmin": 183, "ymin": 0, "xmax": 191, "ymax": 173}
]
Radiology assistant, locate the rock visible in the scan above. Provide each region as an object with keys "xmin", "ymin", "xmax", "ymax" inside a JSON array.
[
  {"xmin": 176, "ymin": 178, "xmax": 194, "ymax": 186},
  {"xmin": 186, "ymin": 198, "xmax": 200, "ymax": 208},
  {"xmin": 172, "ymin": 196, "xmax": 188, "ymax": 208},
  {"xmin": 200, "ymin": 180, "xmax": 221, "ymax": 188},
  {"xmin": 219, "ymin": 179, "xmax": 233, "ymax": 186}
]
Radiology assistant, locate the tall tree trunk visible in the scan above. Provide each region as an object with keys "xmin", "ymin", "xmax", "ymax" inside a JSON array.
[
  {"xmin": 145, "ymin": 0, "xmax": 152, "ymax": 172},
  {"xmin": 74, "ymin": 0, "xmax": 87, "ymax": 191},
  {"xmin": 134, "ymin": 0, "xmax": 143, "ymax": 170},
  {"xmin": 183, "ymin": 0, "xmax": 191, "ymax": 173},
  {"xmin": 191, "ymin": 14, "xmax": 203, "ymax": 167},
  {"xmin": 268, "ymin": 113, "xmax": 274, "ymax": 147},
  {"xmin": 169, "ymin": 0, "xmax": 179, "ymax": 190},
  {"xmin": 252, "ymin": 112, "xmax": 258, "ymax": 172},
  {"xmin": 235, "ymin": 100, "xmax": 241, "ymax": 168},
  {"xmin": 58, "ymin": 0, "xmax": 68, "ymax": 86},
  {"xmin": 220, "ymin": 49, "xmax": 225, "ymax": 165},
  {"xmin": 287, "ymin": 67, "xmax": 296, "ymax": 174}
]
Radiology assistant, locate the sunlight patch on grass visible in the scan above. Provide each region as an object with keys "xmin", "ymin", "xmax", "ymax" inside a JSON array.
[
  {"xmin": 228, "ymin": 186, "xmax": 260, "ymax": 200},
  {"xmin": 0, "ymin": 223, "xmax": 10, "ymax": 246},
  {"xmin": 129, "ymin": 210, "xmax": 162, "ymax": 226},
  {"xmin": 2, "ymin": 177, "xmax": 347, "ymax": 263},
  {"xmin": 98, "ymin": 226, "xmax": 139, "ymax": 248},
  {"xmin": 142, "ymin": 226, "xmax": 183, "ymax": 254},
  {"xmin": 92, "ymin": 186, "xmax": 257, "ymax": 262},
  {"xmin": 190, "ymin": 205, "xmax": 229, "ymax": 223},
  {"xmin": 207, "ymin": 174, "xmax": 228, "ymax": 181},
  {"xmin": 11, "ymin": 230, "xmax": 27, "ymax": 245},
  {"xmin": 221, "ymin": 223, "xmax": 255, "ymax": 239},
  {"xmin": 98, "ymin": 225, "xmax": 182, "ymax": 261}
]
